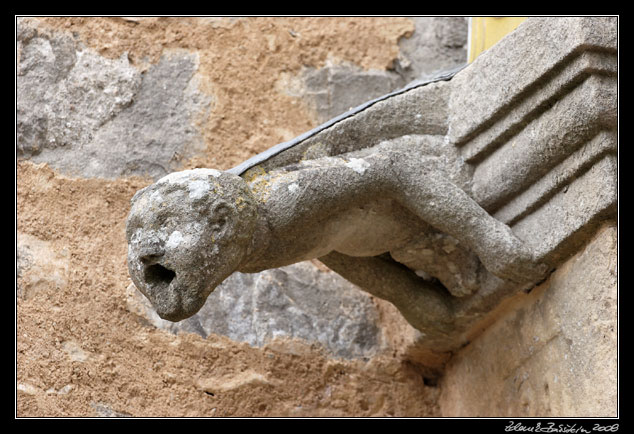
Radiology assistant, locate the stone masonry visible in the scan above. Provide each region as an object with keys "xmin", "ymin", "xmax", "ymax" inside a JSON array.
[{"xmin": 17, "ymin": 17, "xmax": 617, "ymax": 417}]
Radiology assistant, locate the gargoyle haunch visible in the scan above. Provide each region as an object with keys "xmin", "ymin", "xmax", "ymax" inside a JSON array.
[{"xmin": 126, "ymin": 134, "xmax": 548, "ymax": 340}]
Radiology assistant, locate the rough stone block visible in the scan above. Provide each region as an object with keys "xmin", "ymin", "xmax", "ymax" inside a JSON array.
[
  {"xmin": 458, "ymin": 50, "xmax": 617, "ymax": 164},
  {"xmin": 17, "ymin": 19, "xmax": 141, "ymax": 160},
  {"xmin": 396, "ymin": 17, "xmax": 468, "ymax": 83},
  {"xmin": 300, "ymin": 64, "xmax": 404, "ymax": 123}
]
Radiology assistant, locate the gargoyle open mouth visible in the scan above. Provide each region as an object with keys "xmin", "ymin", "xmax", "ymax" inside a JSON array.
[{"xmin": 143, "ymin": 263, "xmax": 176, "ymax": 290}]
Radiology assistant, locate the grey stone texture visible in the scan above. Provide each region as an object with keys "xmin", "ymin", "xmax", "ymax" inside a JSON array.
[
  {"xmin": 492, "ymin": 131, "xmax": 616, "ymax": 227},
  {"xmin": 16, "ymin": 16, "xmax": 467, "ymax": 181},
  {"xmin": 448, "ymin": 17, "xmax": 617, "ymax": 271},
  {"xmin": 91, "ymin": 402, "xmax": 133, "ymax": 417},
  {"xmin": 17, "ymin": 20, "xmax": 141, "ymax": 161},
  {"xmin": 470, "ymin": 74, "xmax": 616, "ymax": 211},
  {"xmin": 127, "ymin": 261, "xmax": 382, "ymax": 359},
  {"xmin": 126, "ymin": 17, "xmax": 617, "ymax": 358},
  {"xmin": 246, "ymin": 76, "xmax": 458, "ymax": 179},
  {"xmin": 16, "ymin": 18, "xmax": 211, "ymax": 180},
  {"xmin": 396, "ymin": 17, "xmax": 468, "ymax": 82},
  {"xmin": 447, "ymin": 17, "xmax": 617, "ymax": 148},
  {"xmin": 297, "ymin": 64, "xmax": 405, "ymax": 123},
  {"xmin": 428, "ymin": 17, "xmax": 616, "ymax": 359}
]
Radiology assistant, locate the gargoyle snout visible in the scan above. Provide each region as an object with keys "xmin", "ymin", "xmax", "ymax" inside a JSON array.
[
  {"xmin": 139, "ymin": 250, "xmax": 165, "ymax": 265},
  {"xmin": 133, "ymin": 234, "xmax": 165, "ymax": 262}
]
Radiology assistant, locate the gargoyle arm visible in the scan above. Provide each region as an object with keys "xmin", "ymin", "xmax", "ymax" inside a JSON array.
[
  {"xmin": 254, "ymin": 145, "xmax": 546, "ymax": 284},
  {"xmin": 386, "ymin": 151, "xmax": 547, "ymax": 284}
]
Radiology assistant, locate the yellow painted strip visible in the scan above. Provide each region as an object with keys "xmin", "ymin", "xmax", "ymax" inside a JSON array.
[{"xmin": 468, "ymin": 17, "xmax": 528, "ymax": 62}]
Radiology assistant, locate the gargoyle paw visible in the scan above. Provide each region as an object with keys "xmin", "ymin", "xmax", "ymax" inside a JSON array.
[{"xmin": 488, "ymin": 246, "xmax": 549, "ymax": 284}]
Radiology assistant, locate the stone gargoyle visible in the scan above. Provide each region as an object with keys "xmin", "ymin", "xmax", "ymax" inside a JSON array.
[{"xmin": 126, "ymin": 70, "xmax": 550, "ymax": 348}]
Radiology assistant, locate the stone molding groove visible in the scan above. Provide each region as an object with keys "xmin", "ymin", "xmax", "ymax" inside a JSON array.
[{"xmin": 449, "ymin": 17, "xmax": 617, "ymax": 273}]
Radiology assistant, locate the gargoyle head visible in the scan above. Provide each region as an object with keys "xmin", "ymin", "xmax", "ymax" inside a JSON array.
[{"xmin": 126, "ymin": 169, "xmax": 257, "ymax": 321}]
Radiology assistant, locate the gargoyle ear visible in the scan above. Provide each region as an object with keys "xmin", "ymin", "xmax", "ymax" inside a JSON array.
[{"xmin": 210, "ymin": 201, "xmax": 236, "ymax": 238}]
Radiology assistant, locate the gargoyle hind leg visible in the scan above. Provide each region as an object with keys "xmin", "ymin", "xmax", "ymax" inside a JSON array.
[
  {"xmin": 388, "ymin": 155, "xmax": 548, "ymax": 285},
  {"xmin": 318, "ymin": 251, "xmax": 457, "ymax": 344}
]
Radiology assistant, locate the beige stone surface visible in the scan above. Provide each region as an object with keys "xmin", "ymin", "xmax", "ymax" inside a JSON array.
[
  {"xmin": 17, "ymin": 232, "xmax": 70, "ymax": 300},
  {"xmin": 439, "ymin": 224, "xmax": 617, "ymax": 417}
]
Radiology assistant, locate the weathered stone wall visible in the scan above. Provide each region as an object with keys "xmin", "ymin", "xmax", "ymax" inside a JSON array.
[
  {"xmin": 17, "ymin": 16, "xmax": 468, "ymax": 417},
  {"xmin": 16, "ymin": 16, "xmax": 617, "ymax": 418}
]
